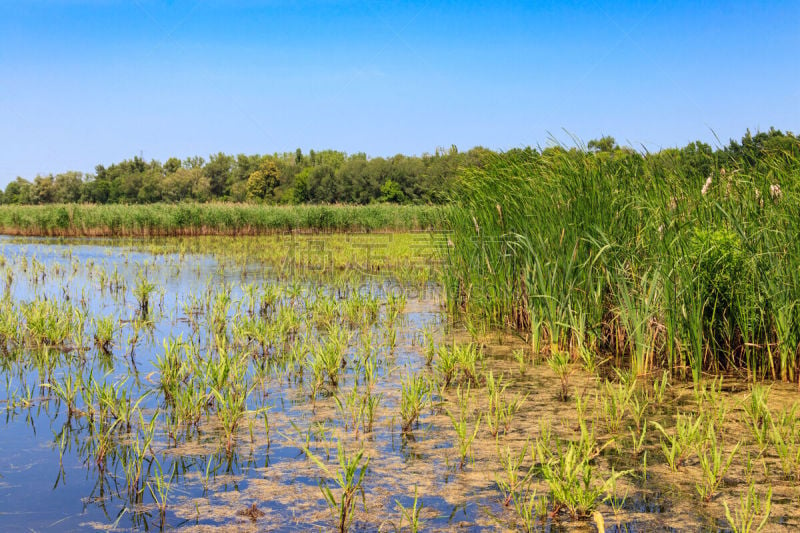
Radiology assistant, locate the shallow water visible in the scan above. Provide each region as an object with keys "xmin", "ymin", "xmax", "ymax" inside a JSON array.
[
  {"xmin": 0, "ymin": 235, "xmax": 797, "ymax": 532},
  {"xmin": 0, "ymin": 235, "xmax": 459, "ymax": 531}
]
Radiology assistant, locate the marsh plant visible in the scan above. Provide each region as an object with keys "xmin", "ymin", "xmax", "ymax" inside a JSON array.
[
  {"xmin": 696, "ymin": 429, "xmax": 741, "ymax": 502},
  {"xmin": 422, "ymin": 327, "xmax": 437, "ymax": 366},
  {"xmin": 146, "ymin": 455, "xmax": 176, "ymax": 526},
  {"xmin": 548, "ymin": 350, "xmax": 572, "ymax": 401},
  {"xmin": 435, "ymin": 342, "xmax": 483, "ymax": 390},
  {"xmin": 395, "ymin": 486, "xmax": 425, "ymax": 533},
  {"xmin": 306, "ymin": 439, "xmax": 371, "ymax": 533},
  {"xmin": 535, "ymin": 426, "xmax": 628, "ymax": 518},
  {"xmin": 651, "ymin": 414, "xmax": 704, "ymax": 471},
  {"xmin": 649, "ymin": 369, "xmax": 670, "ymax": 404},
  {"xmin": 629, "ymin": 423, "xmax": 648, "ymax": 456},
  {"xmin": 495, "ymin": 443, "xmax": 534, "ymax": 506},
  {"xmin": 446, "ymin": 385, "xmax": 481, "ymax": 469},
  {"xmin": 511, "ymin": 487, "xmax": 546, "ymax": 533},
  {"xmin": 744, "ymin": 384, "xmax": 772, "ymax": 452},
  {"xmin": 723, "ymin": 483, "xmax": 772, "ymax": 533},
  {"xmin": 6, "ymin": 213, "xmax": 800, "ymax": 532},
  {"xmin": 600, "ymin": 379, "xmax": 635, "ymax": 433},
  {"xmin": 400, "ymin": 373, "xmax": 430, "ymax": 434},
  {"xmin": 92, "ymin": 315, "xmax": 115, "ymax": 354},
  {"xmin": 334, "ymin": 382, "xmax": 364, "ymax": 436},
  {"xmin": 485, "ymin": 371, "xmax": 526, "ymax": 437},
  {"xmin": 211, "ymin": 375, "xmax": 252, "ymax": 455},
  {"xmin": 512, "ymin": 348, "xmax": 527, "ymax": 374},
  {"xmin": 768, "ymin": 405, "xmax": 800, "ymax": 481},
  {"xmin": 443, "ymin": 144, "xmax": 800, "ymax": 384},
  {"xmin": 133, "ymin": 274, "xmax": 156, "ymax": 317}
]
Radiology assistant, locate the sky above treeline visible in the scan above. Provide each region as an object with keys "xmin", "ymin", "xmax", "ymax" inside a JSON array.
[{"xmin": 1, "ymin": 1, "xmax": 798, "ymax": 186}]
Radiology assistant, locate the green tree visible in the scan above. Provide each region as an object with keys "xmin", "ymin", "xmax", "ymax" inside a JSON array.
[
  {"xmin": 246, "ymin": 159, "xmax": 280, "ymax": 201},
  {"xmin": 204, "ymin": 152, "xmax": 234, "ymax": 198},
  {"xmin": 183, "ymin": 155, "xmax": 205, "ymax": 170},
  {"xmin": 290, "ymin": 168, "xmax": 311, "ymax": 203},
  {"xmin": 53, "ymin": 171, "xmax": 84, "ymax": 202},
  {"xmin": 162, "ymin": 168, "xmax": 195, "ymax": 201},
  {"xmin": 32, "ymin": 175, "xmax": 56, "ymax": 204},
  {"xmin": 164, "ymin": 157, "xmax": 182, "ymax": 174},
  {"xmin": 3, "ymin": 178, "xmax": 33, "ymax": 204},
  {"xmin": 380, "ymin": 179, "xmax": 405, "ymax": 203},
  {"xmin": 307, "ymin": 165, "xmax": 339, "ymax": 203},
  {"xmin": 588, "ymin": 136, "xmax": 618, "ymax": 153},
  {"xmin": 84, "ymin": 165, "xmax": 111, "ymax": 203},
  {"xmin": 137, "ymin": 170, "xmax": 163, "ymax": 203},
  {"xmin": 231, "ymin": 154, "xmax": 261, "ymax": 192}
]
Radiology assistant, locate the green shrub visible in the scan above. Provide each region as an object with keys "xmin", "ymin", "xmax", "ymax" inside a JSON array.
[{"xmin": 687, "ymin": 227, "xmax": 763, "ymax": 362}]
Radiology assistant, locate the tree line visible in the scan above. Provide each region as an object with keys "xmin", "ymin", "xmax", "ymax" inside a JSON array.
[
  {"xmin": 0, "ymin": 146, "xmax": 483, "ymax": 205},
  {"xmin": 1, "ymin": 129, "xmax": 797, "ymax": 205}
]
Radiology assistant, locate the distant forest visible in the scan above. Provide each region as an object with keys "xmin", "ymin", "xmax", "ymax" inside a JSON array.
[{"xmin": 2, "ymin": 129, "xmax": 797, "ymax": 205}]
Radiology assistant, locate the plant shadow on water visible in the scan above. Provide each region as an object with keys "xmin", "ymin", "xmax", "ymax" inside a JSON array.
[{"xmin": 0, "ymin": 234, "xmax": 798, "ymax": 531}]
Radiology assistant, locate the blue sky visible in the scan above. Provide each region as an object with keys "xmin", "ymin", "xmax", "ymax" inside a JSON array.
[{"xmin": 1, "ymin": 1, "xmax": 798, "ymax": 185}]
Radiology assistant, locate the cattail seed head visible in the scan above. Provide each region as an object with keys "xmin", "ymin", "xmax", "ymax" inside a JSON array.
[
  {"xmin": 770, "ymin": 183, "xmax": 782, "ymax": 201},
  {"xmin": 701, "ymin": 175, "xmax": 713, "ymax": 196}
]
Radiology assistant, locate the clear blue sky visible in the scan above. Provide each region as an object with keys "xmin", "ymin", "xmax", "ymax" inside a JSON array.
[{"xmin": 1, "ymin": 1, "xmax": 798, "ymax": 186}]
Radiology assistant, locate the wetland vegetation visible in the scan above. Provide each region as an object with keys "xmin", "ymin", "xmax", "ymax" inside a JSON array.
[
  {"xmin": 0, "ymin": 231, "xmax": 798, "ymax": 532},
  {"xmin": 444, "ymin": 130, "xmax": 800, "ymax": 383},
  {"xmin": 0, "ymin": 128, "xmax": 799, "ymax": 532},
  {"xmin": 0, "ymin": 204, "xmax": 442, "ymax": 237}
]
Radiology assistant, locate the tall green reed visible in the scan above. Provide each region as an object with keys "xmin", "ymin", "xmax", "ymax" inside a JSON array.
[{"xmin": 443, "ymin": 146, "xmax": 800, "ymax": 382}]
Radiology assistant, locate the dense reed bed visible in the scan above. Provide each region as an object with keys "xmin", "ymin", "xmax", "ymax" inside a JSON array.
[
  {"xmin": 443, "ymin": 147, "xmax": 800, "ymax": 382},
  {"xmin": 0, "ymin": 203, "xmax": 444, "ymax": 236}
]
